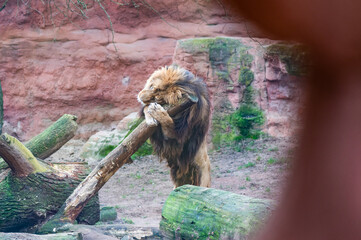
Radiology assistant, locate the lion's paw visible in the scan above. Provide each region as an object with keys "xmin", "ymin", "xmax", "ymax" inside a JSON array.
[
  {"xmin": 147, "ymin": 103, "xmax": 169, "ymax": 123},
  {"xmin": 145, "ymin": 115, "xmax": 158, "ymax": 126}
]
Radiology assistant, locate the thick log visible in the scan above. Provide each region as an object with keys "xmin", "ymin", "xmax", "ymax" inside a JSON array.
[
  {"xmin": 38, "ymin": 98, "xmax": 197, "ymax": 233},
  {"xmin": 0, "ymin": 162, "xmax": 100, "ymax": 232},
  {"xmin": 25, "ymin": 114, "xmax": 78, "ymax": 159},
  {"xmin": 0, "ymin": 113, "xmax": 99, "ymax": 232},
  {"xmin": 160, "ymin": 185, "xmax": 274, "ymax": 239},
  {"xmin": 0, "ymin": 232, "xmax": 82, "ymax": 240}
]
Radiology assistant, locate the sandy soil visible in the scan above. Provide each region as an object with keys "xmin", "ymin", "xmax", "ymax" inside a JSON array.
[{"xmin": 95, "ymin": 137, "xmax": 296, "ymax": 228}]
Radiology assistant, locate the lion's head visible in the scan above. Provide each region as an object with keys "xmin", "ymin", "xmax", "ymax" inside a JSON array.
[{"xmin": 137, "ymin": 66, "xmax": 195, "ymax": 106}]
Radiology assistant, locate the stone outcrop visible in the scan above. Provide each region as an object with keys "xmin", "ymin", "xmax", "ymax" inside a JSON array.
[
  {"xmin": 80, "ymin": 112, "xmax": 138, "ymax": 165},
  {"xmin": 0, "ymin": 0, "xmax": 306, "ymax": 140},
  {"xmin": 173, "ymin": 38, "xmax": 308, "ymax": 138}
]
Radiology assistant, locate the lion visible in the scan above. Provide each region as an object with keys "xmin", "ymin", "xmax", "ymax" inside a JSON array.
[{"xmin": 138, "ymin": 65, "xmax": 211, "ymax": 188}]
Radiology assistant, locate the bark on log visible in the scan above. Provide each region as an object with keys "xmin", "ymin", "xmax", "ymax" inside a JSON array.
[
  {"xmin": 0, "ymin": 133, "xmax": 51, "ymax": 176},
  {"xmin": 25, "ymin": 114, "xmax": 78, "ymax": 159},
  {"xmin": 160, "ymin": 185, "xmax": 274, "ymax": 240},
  {"xmin": 0, "ymin": 162, "xmax": 100, "ymax": 232},
  {"xmin": 0, "ymin": 134, "xmax": 35, "ymax": 176},
  {"xmin": 0, "ymin": 232, "xmax": 82, "ymax": 240},
  {"xmin": 38, "ymin": 98, "xmax": 197, "ymax": 233}
]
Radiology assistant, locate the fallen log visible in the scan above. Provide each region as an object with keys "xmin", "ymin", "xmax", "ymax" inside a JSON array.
[
  {"xmin": 160, "ymin": 185, "xmax": 274, "ymax": 239},
  {"xmin": 38, "ymin": 98, "xmax": 197, "ymax": 233},
  {"xmin": 25, "ymin": 114, "xmax": 78, "ymax": 159},
  {"xmin": 0, "ymin": 232, "xmax": 82, "ymax": 240},
  {"xmin": 0, "ymin": 115, "xmax": 99, "ymax": 232}
]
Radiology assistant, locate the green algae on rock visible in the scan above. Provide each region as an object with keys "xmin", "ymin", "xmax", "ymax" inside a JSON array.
[{"xmin": 265, "ymin": 43, "xmax": 311, "ymax": 76}]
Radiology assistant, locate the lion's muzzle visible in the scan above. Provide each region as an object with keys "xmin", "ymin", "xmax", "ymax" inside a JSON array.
[{"xmin": 137, "ymin": 89, "xmax": 154, "ymax": 105}]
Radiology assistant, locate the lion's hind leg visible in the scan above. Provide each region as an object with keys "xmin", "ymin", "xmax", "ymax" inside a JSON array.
[
  {"xmin": 195, "ymin": 141, "xmax": 211, "ymax": 187},
  {"xmin": 171, "ymin": 141, "xmax": 211, "ymax": 188}
]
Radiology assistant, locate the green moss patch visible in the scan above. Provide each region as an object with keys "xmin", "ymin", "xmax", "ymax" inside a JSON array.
[
  {"xmin": 100, "ymin": 206, "xmax": 117, "ymax": 222},
  {"xmin": 160, "ymin": 185, "xmax": 273, "ymax": 239},
  {"xmin": 84, "ymin": 117, "xmax": 153, "ymax": 162},
  {"xmin": 265, "ymin": 43, "xmax": 311, "ymax": 76},
  {"xmin": 179, "ymin": 37, "xmax": 266, "ymax": 150},
  {"xmin": 0, "ymin": 171, "xmax": 99, "ymax": 232}
]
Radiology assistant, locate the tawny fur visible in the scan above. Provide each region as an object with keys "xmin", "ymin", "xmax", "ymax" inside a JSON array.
[{"xmin": 138, "ymin": 65, "xmax": 211, "ymax": 187}]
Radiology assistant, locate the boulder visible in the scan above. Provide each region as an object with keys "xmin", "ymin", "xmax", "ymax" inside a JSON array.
[{"xmin": 80, "ymin": 112, "xmax": 139, "ymax": 166}]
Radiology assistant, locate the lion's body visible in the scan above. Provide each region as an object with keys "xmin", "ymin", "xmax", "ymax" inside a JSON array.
[{"xmin": 138, "ymin": 66, "xmax": 211, "ymax": 187}]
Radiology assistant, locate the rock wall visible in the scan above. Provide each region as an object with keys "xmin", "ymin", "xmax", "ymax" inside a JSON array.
[
  {"xmin": 173, "ymin": 38, "xmax": 307, "ymax": 138},
  {"xmin": 0, "ymin": 0, "xmax": 305, "ymax": 140}
]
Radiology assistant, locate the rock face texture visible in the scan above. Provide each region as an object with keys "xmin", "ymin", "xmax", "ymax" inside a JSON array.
[
  {"xmin": 0, "ymin": 0, "xmax": 306, "ymax": 140},
  {"xmin": 173, "ymin": 38, "xmax": 308, "ymax": 138}
]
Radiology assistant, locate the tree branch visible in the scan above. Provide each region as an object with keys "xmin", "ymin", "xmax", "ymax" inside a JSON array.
[
  {"xmin": 38, "ymin": 97, "xmax": 198, "ymax": 233},
  {"xmin": 0, "ymin": 134, "xmax": 50, "ymax": 177}
]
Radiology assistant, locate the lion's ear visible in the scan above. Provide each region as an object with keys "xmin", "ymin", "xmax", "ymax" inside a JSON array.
[{"xmin": 186, "ymin": 93, "xmax": 199, "ymax": 103}]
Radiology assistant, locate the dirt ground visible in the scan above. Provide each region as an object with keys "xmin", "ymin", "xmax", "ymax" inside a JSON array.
[
  {"xmin": 95, "ymin": 137, "xmax": 296, "ymax": 228},
  {"xmin": 47, "ymin": 136, "xmax": 296, "ymax": 230}
]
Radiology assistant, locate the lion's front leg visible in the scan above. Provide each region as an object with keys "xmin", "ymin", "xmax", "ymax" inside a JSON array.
[
  {"xmin": 143, "ymin": 105, "xmax": 159, "ymax": 127},
  {"xmin": 146, "ymin": 103, "xmax": 177, "ymax": 139}
]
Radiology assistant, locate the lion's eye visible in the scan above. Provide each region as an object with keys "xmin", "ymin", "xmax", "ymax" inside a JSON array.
[{"xmin": 149, "ymin": 85, "xmax": 154, "ymax": 90}]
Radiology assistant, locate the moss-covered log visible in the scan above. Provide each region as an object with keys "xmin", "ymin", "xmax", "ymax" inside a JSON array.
[
  {"xmin": 0, "ymin": 114, "xmax": 78, "ymax": 172},
  {"xmin": 0, "ymin": 133, "xmax": 49, "ymax": 175},
  {"xmin": 25, "ymin": 114, "xmax": 78, "ymax": 159},
  {"xmin": 0, "ymin": 134, "xmax": 35, "ymax": 176},
  {"xmin": 38, "ymin": 98, "xmax": 197, "ymax": 233},
  {"xmin": 160, "ymin": 185, "xmax": 274, "ymax": 239},
  {"xmin": 0, "ymin": 162, "xmax": 99, "ymax": 232}
]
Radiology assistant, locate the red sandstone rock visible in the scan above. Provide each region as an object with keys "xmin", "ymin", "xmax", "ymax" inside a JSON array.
[
  {"xmin": 0, "ymin": 0, "xmax": 300, "ymax": 140},
  {"xmin": 1, "ymin": 0, "xmax": 263, "ymax": 140},
  {"xmin": 173, "ymin": 38, "xmax": 306, "ymax": 138}
]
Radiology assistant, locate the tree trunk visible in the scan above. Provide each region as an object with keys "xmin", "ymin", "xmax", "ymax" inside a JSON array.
[
  {"xmin": 160, "ymin": 185, "xmax": 274, "ymax": 240},
  {"xmin": 0, "ymin": 162, "xmax": 99, "ymax": 232},
  {"xmin": 38, "ymin": 98, "xmax": 197, "ymax": 233},
  {"xmin": 25, "ymin": 114, "xmax": 78, "ymax": 159},
  {"xmin": 0, "ymin": 114, "xmax": 99, "ymax": 232}
]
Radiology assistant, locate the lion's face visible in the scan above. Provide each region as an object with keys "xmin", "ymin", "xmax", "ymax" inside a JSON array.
[{"xmin": 138, "ymin": 66, "xmax": 184, "ymax": 106}]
